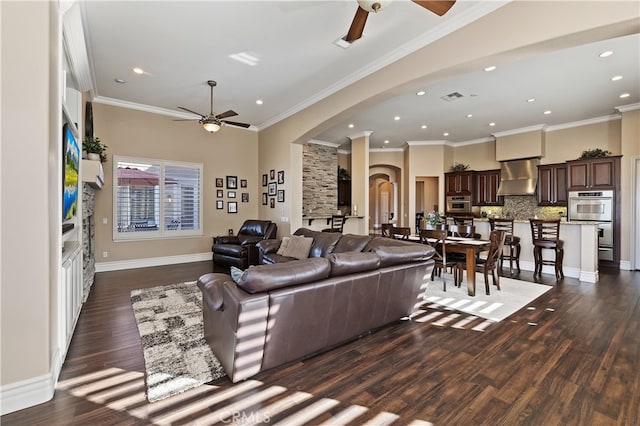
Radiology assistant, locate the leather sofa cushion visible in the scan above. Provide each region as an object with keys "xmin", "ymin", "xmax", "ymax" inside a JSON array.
[
  {"xmin": 238, "ymin": 257, "xmax": 331, "ymax": 294},
  {"xmin": 327, "ymin": 252, "xmax": 380, "ymax": 277},
  {"xmin": 239, "ymin": 220, "xmax": 272, "ymax": 236},
  {"xmin": 333, "ymin": 234, "xmax": 372, "ymax": 253},
  {"xmin": 372, "ymin": 244, "xmax": 435, "ymax": 268},
  {"xmin": 213, "ymin": 243, "xmax": 247, "ymax": 256},
  {"xmin": 294, "ymin": 228, "xmax": 341, "ymax": 258}
]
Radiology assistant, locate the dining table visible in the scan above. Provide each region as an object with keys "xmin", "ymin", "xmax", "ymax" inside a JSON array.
[{"xmin": 410, "ymin": 235, "xmax": 491, "ymax": 297}]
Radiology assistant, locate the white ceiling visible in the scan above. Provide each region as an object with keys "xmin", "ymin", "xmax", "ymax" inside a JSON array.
[{"xmin": 78, "ymin": 1, "xmax": 639, "ymax": 150}]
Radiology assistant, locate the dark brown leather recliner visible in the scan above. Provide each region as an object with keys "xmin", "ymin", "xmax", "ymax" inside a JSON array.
[{"xmin": 212, "ymin": 220, "xmax": 277, "ymax": 269}]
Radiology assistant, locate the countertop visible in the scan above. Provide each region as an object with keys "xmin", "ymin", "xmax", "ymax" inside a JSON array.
[{"xmin": 474, "ymin": 218, "xmax": 600, "ymax": 225}]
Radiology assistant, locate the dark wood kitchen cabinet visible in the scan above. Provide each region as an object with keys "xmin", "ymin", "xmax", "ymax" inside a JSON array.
[
  {"xmin": 566, "ymin": 156, "xmax": 620, "ymax": 191},
  {"xmin": 445, "ymin": 171, "xmax": 474, "ymax": 196},
  {"xmin": 537, "ymin": 163, "xmax": 567, "ymax": 206},
  {"xmin": 474, "ymin": 169, "xmax": 503, "ymax": 206}
]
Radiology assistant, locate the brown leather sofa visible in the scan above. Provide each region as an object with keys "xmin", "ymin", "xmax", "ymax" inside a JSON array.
[
  {"xmin": 198, "ymin": 232, "xmax": 435, "ymax": 382},
  {"xmin": 212, "ymin": 220, "xmax": 277, "ymax": 269}
]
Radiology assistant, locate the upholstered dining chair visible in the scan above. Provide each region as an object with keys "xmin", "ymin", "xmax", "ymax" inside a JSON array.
[
  {"xmin": 474, "ymin": 230, "xmax": 506, "ymax": 295},
  {"xmin": 489, "ymin": 217, "xmax": 521, "ymax": 274},
  {"xmin": 419, "ymin": 228, "xmax": 463, "ymax": 291}
]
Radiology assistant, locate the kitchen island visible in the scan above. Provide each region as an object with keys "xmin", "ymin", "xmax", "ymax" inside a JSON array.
[{"xmin": 473, "ymin": 219, "xmax": 599, "ymax": 283}]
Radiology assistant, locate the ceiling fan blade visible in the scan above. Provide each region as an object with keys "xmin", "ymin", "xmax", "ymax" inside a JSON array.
[
  {"xmin": 172, "ymin": 118, "xmax": 200, "ymax": 122},
  {"xmin": 411, "ymin": 0, "xmax": 456, "ymax": 16},
  {"xmin": 345, "ymin": 6, "xmax": 369, "ymax": 43},
  {"xmin": 177, "ymin": 106, "xmax": 206, "ymax": 118},
  {"xmin": 215, "ymin": 110, "xmax": 238, "ymax": 120},
  {"xmin": 221, "ymin": 120, "xmax": 251, "ymax": 128}
]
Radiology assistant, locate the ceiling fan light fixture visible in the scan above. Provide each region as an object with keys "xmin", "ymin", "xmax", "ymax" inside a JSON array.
[
  {"xmin": 357, "ymin": 0, "xmax": 391, "ymax": 13},
  {"xmin": 202, "ymin": 119, "xmax": 221, "ymax": 133}
]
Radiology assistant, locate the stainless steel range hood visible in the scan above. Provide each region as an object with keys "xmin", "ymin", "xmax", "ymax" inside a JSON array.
[{"xmin": 496, "ymin": 158, "xmax": 540, "ymax": 196}]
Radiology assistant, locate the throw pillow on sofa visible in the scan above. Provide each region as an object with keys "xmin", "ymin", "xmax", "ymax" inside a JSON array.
[{"xmin": 276, "ymin": 235, "xmax": 313, "ymax": 260}]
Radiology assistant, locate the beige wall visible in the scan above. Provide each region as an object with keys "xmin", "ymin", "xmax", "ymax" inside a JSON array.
[
  {"xmin": 454, "ymin": 140, "xmax": 500, "ymax": 171},
  {"xmin": 544, "ymin": 120, "xmax": 622, "ymax": 163},
  {"xmin": 92, "ymin": 103, "xmax": 259, "ymax": 263},
  {"xmin": 619, "ymin": 110, "xmax": 640, "ymax": 267},
  {"xmin": 1, "ymin": 0, "xmax": 59, "ymax": 391},
  {"xmin": 496, "ymin": 129, "xmax": 545, "ymax": 161}
]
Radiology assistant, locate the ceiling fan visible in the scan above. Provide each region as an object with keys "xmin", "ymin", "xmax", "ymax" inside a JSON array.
[
  {"xmin": 344, "ymin": 0, "xmax": 456, "ymax": 43},
  {"xmin": 176, "ymin": 80, "xmax": 251, "ymax": 133}
]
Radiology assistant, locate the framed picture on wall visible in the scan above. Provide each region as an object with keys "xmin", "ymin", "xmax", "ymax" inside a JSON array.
[
  {"xmin": 277, "ymin": 170, "xmax": 284, "ymax": 184},
  {"xmin": 226, "ymin": 175, "xmax": 238, "ymax": 189},
  {"xmin": 268, "ymin": 182, "xmax": 276, "ymax": 196},
  {"xmin": 216, "ymin": 200, "xmax": 223, "ymax": 209},
  {"xmin": 240, "ymin": 179, "xmax": 247, "ymax": 188},
  {"xmin": 228, "ymin": 201, "xmax": 237, "ymax": 213},
  {"xmin": 228, "ymin": 191, "xmax": 236, "ymax": 198},
  {"xmin": 262, "ymin": 193, "xmax": 268, "ymax": 205},
  {"xmin": 277, "ymin": 189, "xmax": 285, "ymax": 202},
  {"xmin": 262, "ymin": 174, "xmax": 267, "ymax": 187},
  {"xmin": 270, "ymin": 198, "xmax": 275, "ymax": 208},
  {"xmin": 241, "ymin": 193, "xmax": 249, "ymax": 203},
  {"xmin": 216, "ymin": 189, "xmax": 223, "ymax": 198},
  {"xmin": 216, "ymin": 178, "xmax": 224, "ymax": 188},
  {"xmin": 270, "ymin": 169, "xmax": 275, "ymax": 180}
]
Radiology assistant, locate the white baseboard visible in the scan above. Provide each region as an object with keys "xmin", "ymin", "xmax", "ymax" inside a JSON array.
[
  {"xmin": 619, "ymin": 260, "xmax": 632, "ymax": 271},
  {"xmin": 510, "ymin": 261, "xmax": 593, "ymax": 282},
  {"xmin": 95, "ymin": 252, "xmax": 212, "ymax": 272},
  {"xmin": 0, "ymin": 370, "xmax": 56, "ymax": 416}
]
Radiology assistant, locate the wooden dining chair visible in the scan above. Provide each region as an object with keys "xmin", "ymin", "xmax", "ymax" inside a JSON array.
[
  {"xmin": 489, "ymin": 217, "xmax": 521, "ymax": 274},
  {"xmin": 475, "ymin": 230, "xmax": 506, "ymax": 295},
  {"xmin": 381, "ymin": 223, "xmax": 395, "ymax": 238},
  {"xmin": 391, "ymin": 226, "xmax": 411, "ymax": 240},
  {"xmin": 419, "ymin": 228, "xmax": 463, "ymax": 291},
  {"xmin": 530, "ymin": 218, "xmax": 564, "ymax": 279},
  {"xmin": 449, "ymin": 224, "xmax": 476, "ymax": 239},
  {"xmin": 322, "ymin": 215, "xmax": 345, "ymax": 233}
]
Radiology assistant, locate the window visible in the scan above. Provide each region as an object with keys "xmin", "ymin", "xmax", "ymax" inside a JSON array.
[{"xmin": 113, "ymin": 156, "xmax": 203, "ymax": 240}]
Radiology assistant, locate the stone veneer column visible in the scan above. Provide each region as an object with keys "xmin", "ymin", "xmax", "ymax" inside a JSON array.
[
  {"xmin": 82, "ymin": 183, "xmax": 96, "ymax": 301},
  {"xmin": 303, "ymin": 143, "xmax": 338, "ymax": 214}
]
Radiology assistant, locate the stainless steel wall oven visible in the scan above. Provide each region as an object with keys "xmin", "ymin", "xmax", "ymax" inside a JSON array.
[{"xmin": 568, "ymin": 190, "xmax": 614, "ymax": 261}]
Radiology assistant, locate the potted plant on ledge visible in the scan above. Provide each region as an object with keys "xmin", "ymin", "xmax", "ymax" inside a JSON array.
[{"xmin": 83, "ymin": 137, "xmax": 108, "ymax": 163}]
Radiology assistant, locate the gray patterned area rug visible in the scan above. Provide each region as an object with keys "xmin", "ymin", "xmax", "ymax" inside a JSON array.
[{"xmin": 131, "ymin": 281, "xmax": 225, "ymax": 402}]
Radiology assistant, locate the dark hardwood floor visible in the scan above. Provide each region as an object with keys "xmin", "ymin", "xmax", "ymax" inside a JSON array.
[{"xmin": 3, "ymin": 261, "xmax": 639, "ymax": 425}]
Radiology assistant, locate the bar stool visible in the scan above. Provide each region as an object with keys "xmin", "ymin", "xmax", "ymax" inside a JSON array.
[
  {"xmin": 529, "ymin": 218, "xmax": 564, "ymax": 279},
  {"xmin": 489, "ymin": 218, "xmax": 521, "ymax": 274}
]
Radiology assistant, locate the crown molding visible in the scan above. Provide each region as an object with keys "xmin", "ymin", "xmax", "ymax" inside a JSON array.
[
  {"xmin": 616, "ymin": 103, "xmax": 640, "ymax": 113},
  {"xmin": 492, "ymin": 124, "xmax": 546, "ymax": 138},
  {"xmin": 545, "ymin": 114, "xmax": 620, "ymax": 132},
  {"xmin": 92, "ymin": 96, "xmax": 258, "ymax": 131},
  {"xmin": 62, "ymin": 3, "xmax": 94, "ymax": 93},
  {"xmin": 453, "ymin": 136, "xmax": 495, "ymax": 147},
  {"xmin": 256, "ymin": 1, "xmax": 510, "ymax": 131},
  {"xmin": 406, "ymin": 140, "xmax": 448, "ymax": 146},
  {"xmin": 370, "ymin": 148, "xmax": 405, "ymax": 153},
  {"xmin": 307, "ymin": 139, "xmax": 341, "ymax": 148},
  {"xmin": 337, "ymin": 149, "xmax": 351, "ymax": 155},
  {"xmin": 348, "ymin": 131, "xmax": 373, "ymax": 141}
]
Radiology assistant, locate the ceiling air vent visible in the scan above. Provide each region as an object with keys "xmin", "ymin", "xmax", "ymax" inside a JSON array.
[{"xmin": 441, "ymin": 92, "xmax": 465, "ymax": 102}]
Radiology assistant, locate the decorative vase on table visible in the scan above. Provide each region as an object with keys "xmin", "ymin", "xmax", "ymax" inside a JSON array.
[{"xmin": 425, "ymin": 211, "xmax": 443, "ymax": 229}]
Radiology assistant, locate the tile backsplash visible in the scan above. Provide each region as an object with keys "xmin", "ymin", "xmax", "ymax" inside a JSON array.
[{"xmin": 480, "ymin": 195, "xmax": 567, "ymax": 220}]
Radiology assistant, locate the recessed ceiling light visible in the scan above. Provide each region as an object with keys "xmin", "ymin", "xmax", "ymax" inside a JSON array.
[
  {"xmin": 348, "ymin": 123, "xmax": 354, "ymax": 128},
  {"xmin": 599, "ymin": 50, "xmax": 613, "ymax": 58},
  {"xmin": 544, "ymin": 110, "xmax": 552, "ymax": 115},
  {"xmin": 228, "ymin": 51, "xmax": 260, "ymax": 66},
  {"xmin": 484, "ymin": 65, "xmax": 496, "ymax": 72},
  {"xmin": 466, "ymin": 114, "xmax": 473, "ymax": 118},
  {"xmin": 114, "ymin": 78, "xmax": 126, "ymax": 84},
  {"xmin": 443, "ymin": 132, "xmax": 449, "ymax": 137},
  {"xmin": 421, "ymin": 125, "xmax": 427, "ymax": 129},
  {"xmin": 527, "ymin": 98, "xmax": 536, "ymax": 103},
  {"xmin": 384, "ymin": 140, "xmax": 389, "ymax": 144},
  {"xmin": 256, "ymin": 99, "xmax": 263, "ymax": 105},
  {"xmin": 416, "ymin": 91, "xmax": 426, "ymax": 96},
  {"xmin": 489, "ymin": 122, "xmax": 496, "ymax": 127},
  {"xmin": 611, "ymin": 76, "xmax": 623, "ymax": 81},
  {"xmin": 133, "ymin": 67, "xmax": 144, "ymax": 74},
  {"xmin": 394, "ymin": 116, "xmax": 400, "ymax": 121},
  {"xmin": 620, "ymin": 93, "xmax": 630, "ymax": 98}
]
